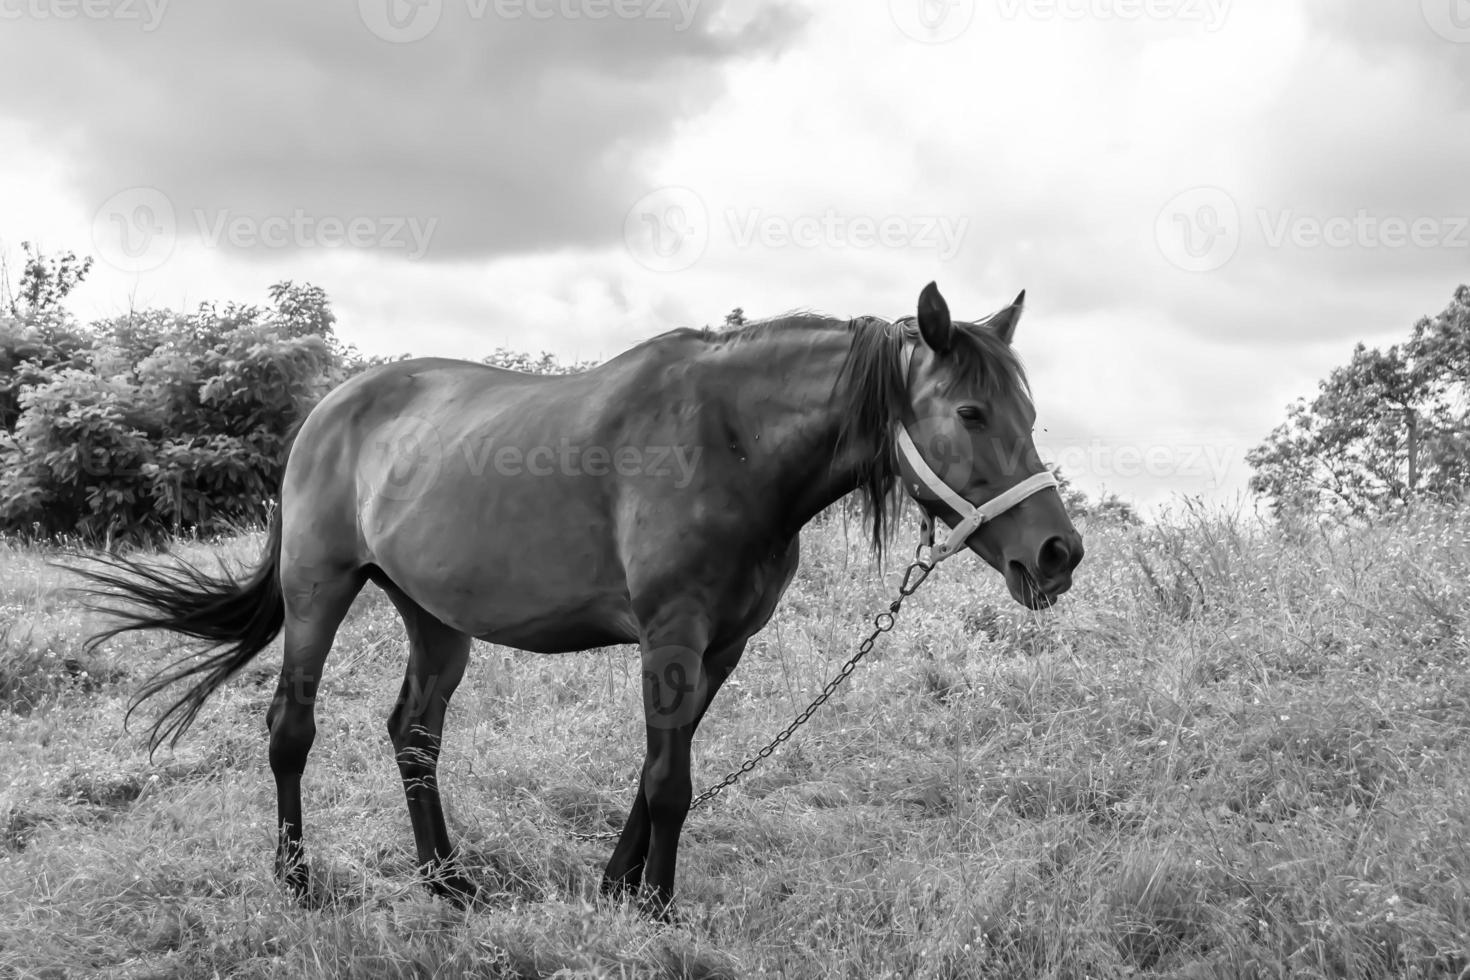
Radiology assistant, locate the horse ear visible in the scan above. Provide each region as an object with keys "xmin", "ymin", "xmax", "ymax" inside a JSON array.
[
  {"xmin": 916, "ymin": 281, "xmax": 954, "ymax": 354},
  {"xmin": 989, "ymin": 289, "xmax": 1026, "ymax": 345}
]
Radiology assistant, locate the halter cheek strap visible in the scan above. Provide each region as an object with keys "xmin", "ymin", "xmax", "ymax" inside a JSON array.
[{"xmin": 894, "ymin": 343, "xmax": 1059, "ymax": 563}]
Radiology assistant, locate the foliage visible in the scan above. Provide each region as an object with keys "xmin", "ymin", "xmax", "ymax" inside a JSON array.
[
  {"xmin": 482, "ymin": 348, "xmax": 595, "ymax": 375},
  {"xmin": 0, "ymin": 274, "xmax": 342, "ymax": 546},
  {"xmin": 1249, "ymin": 285, "xmax": 1470, "ymax": 520},
  {"xmin": 1052, "ymin": 465, "xmax": 1140, "ymax": 525},
  {"xmin": 2, "ymin": 241, "xmax": 93, "ymax": 319}
]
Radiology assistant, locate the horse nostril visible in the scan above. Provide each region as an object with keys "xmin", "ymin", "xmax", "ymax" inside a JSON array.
[{"xmin": 1037, "ymin": 535, "xmax": 1075, "ymax": 578}]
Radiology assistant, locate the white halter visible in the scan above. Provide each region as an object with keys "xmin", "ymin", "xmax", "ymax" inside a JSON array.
[{"xmin": 893, "ymin": 342, "xmax": 1059, "ymax": 563}]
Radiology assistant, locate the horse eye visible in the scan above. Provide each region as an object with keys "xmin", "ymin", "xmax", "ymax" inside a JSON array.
[{"xmin": 957, "ymin": 405, "xmax": 987, "ymax": 425}]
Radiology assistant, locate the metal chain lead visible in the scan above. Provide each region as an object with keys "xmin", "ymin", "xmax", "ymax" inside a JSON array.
[{"xmin": 565, "ymin": 550, "xmax": 936, "ymax": 843}]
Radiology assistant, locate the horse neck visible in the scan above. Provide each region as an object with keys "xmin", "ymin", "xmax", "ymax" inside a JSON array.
[{"xmin": 712, "ymin": 321, "xmax": 890, "ymax": 534}]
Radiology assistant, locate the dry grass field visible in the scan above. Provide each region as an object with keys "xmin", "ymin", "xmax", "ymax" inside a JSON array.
[{"xmin": 2, "ymin": 504, "xmax": 1469, "ymax": 978}]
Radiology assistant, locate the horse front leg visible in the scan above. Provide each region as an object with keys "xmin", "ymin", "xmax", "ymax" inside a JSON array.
[
  {"xmin": 602, "ymin": 636, "xmax": 747, "ymax": 904},
  {"xmin": 603, "ymin": 612, "xmax": 714, "ymax": 918}
]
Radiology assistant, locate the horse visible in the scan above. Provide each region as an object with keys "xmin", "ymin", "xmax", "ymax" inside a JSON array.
[{"xmin": 79, "ymin": 281, "xmax": 1083, "ymax": 916}]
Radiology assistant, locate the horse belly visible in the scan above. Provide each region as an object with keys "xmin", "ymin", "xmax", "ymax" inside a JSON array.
[{"xmin": 362, "ymin": 484, "xmax": 637, "ymax": 652}]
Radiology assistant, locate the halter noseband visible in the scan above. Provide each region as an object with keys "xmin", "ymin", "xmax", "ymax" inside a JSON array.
[{"xmin": 893, "ymin": 341, "xmax": 1059, "ymax": 563}]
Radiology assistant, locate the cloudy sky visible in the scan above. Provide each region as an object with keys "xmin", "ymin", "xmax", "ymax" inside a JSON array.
[{"xmin": 1, "ymin": 0, "xmax": 1467, "ymax": 511}]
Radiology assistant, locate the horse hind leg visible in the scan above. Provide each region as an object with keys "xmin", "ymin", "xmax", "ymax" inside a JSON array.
[
  {"xmin": 266, "ymin": 566, "xmax": 366, "ymax": 901},
  {"xmin": 377, "ymin": 578, "xmax": 475, "ymax": 903}
]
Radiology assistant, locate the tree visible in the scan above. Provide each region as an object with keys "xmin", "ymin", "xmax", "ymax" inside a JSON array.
[
  {"xmin": 2, "ymin": 242, "xmax": 93, "ymax": 318},
  {"xmin": 482, "ymin": 348, "xmax": 594, "ymax": 375},
  {"xmin": 1050, "ymin": 465, "xmax": 1139, "ymax": 525},
  {"xmin": 1248, "ymin": 285, "xmax": 1470, "ymax": 519},
  {"xmin": 723, "ymin": 307, "xmax": 746, "ymax": 330}
]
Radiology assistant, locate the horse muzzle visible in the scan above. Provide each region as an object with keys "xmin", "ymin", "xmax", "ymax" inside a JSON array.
[{"xmin": 1005, "ymin": 530, "xmax": 1084, "ymax": 609}]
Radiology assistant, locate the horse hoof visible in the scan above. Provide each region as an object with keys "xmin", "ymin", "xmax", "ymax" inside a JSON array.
[
  {"xmin": 278, "ymin": 862, "xmax": 310, "ymax": 895},
  {"xmin": 599, "ymin": 875, "xmax": 641, "ymax": 904},
  {"xmin": 427, "ymin": 870, "xmax": 480, "ymax": 908},
  {"xmin": 277, "ymin": 863, "xmax": 327, "ymax": 908},
  {"xmin": 637, "ymin": 893, "xmax": 682, "ymax": 924}
]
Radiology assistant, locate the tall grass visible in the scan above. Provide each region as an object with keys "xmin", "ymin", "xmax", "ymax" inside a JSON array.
[{"xmin": 1, "ymin": 504, "xmax": 1468, "ymax": 978}]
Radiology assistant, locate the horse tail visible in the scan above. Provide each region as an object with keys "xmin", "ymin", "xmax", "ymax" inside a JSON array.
[{"xmin": 76, "ymin": 510, "xmax": 285, "ymax": 753}]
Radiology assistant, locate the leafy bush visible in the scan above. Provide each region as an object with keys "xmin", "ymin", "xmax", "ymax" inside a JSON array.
[{"xmin": 0, "ymin": 278, "xmax": 346, "ymax": 547}]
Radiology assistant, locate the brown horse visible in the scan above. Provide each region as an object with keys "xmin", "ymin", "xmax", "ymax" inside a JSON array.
[{"xmin": 81, "ymin": 282, "xmax": 1082, "ymax": 915}]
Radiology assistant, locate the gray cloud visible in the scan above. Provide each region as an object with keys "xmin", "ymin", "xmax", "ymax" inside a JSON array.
[
  {"xmin": 1299, "ymin": 0, "xmax": 1470, "ymax": 92},
  {"xmin": 0, "ymin": 0, "xmax": 806, "ymax": 259}
]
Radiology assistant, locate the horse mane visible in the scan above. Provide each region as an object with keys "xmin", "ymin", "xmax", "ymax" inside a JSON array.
[{"xmin": 714, "ymin": 310, "xmax": 1029, "ymax": 558}]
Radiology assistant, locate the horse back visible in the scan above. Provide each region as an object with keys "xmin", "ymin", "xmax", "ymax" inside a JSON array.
[{"xmin": 279, "ymin": 342, "xmax": 773, "ymax": 648}]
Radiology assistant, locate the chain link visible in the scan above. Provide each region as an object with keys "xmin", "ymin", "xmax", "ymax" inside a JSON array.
[{"xmin": 564, "ymin": 549, "xmax": 936, "ymax": 843}]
